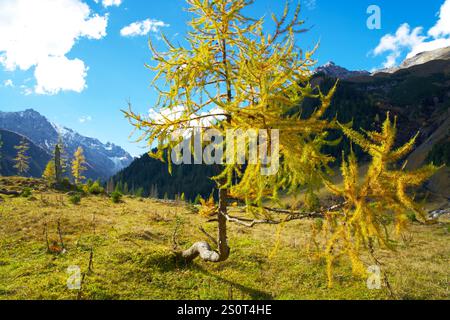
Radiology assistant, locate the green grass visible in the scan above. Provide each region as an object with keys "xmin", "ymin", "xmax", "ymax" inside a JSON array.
[{"xmin": 0, "ymin": 183, "xmax": 449, "ymax": 300}]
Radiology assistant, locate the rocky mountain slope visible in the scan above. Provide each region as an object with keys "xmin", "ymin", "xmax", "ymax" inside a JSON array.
[
  {"xmin": 0, "ymin": 109, "xmax": 133, "ymax": 180},
  {"xmin": 375, "ymin": 46, "xmax": 450, "ymax": 74},
  {"xmin": 315, "ymin": 61, "xmax": 370, "ymax": 79}
]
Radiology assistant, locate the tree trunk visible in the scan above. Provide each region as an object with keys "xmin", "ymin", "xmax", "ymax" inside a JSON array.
[
  {"xmin": 176, "ymin": 34, "xmax": 232, "ymax": 264},
  {"xmin": 54, "ymin": 145, "xmax": 62, "ymax": 184},
  {"xmin": 176, "ymin": 187, "xmax": 230, "ymax": 263},
  {"xmin": 217, "ymin": 187, "xmax": 231, "ymax": 261}
]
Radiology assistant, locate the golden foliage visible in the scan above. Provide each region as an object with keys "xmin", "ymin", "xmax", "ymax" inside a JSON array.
[
  {"xmin": 320, "ymin": 114, "xmax": 439, "ymax": 287},
  {"xmin": 124, "ymin": 0, "xmax": 336, "ymax": 211},
  {"xmin": 122, "ymin": 0, "xmax": 438, "ymax": 285},
  {"xmin": 71, "ymin": 147, "xmax": 87, "ymax": 185},
  {"xmin": 42, "ymin": 160, "xmax": 56, "ymax": 182},
  {"xmin": 198, "ymin": 195, "xmax": 218, "ymax": 218}
]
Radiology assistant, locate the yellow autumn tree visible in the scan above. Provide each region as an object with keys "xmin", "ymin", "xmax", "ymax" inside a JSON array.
[
  {"xmin": 72, "ymin": 147, "xmax": 87, "ymax": 185},
  {"xmin": 14, "ymin": 138, "xmax": 30, "ymax": 176},
  {"xmin": 124, "ymin": 0, "xmax": 337, "ymax": 262},
  {"xmin": 124, "ymin": 0, "xmax": 437, "ymax": 286},
  {"xmin": 42, "ymin": 160, "xmax": 56, "ymax": 183}
]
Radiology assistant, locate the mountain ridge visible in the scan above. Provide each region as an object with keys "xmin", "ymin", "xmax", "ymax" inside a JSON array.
[
  {"xmin": 0, "ymin": 109, "xmax": 133, "ymax": 180},
  {"xmin": 374, "ymin": 46, "xmax": 450, "ymax": 75},
  {"xmin": 315, "ymin": 61, "xmax": 370, "ymax": 79}
]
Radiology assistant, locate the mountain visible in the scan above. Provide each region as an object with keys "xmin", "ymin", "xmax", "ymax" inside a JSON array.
[
  {"xmin": 374, "ymin": 46, "xmax": 450, "ymax": 74},
  {"xmin": 0, "ymin": 129, "xmax": 51, "ymax": 177},
  {"xmin": 315, "ymin": 62, "xmax": 370, "ymax": 79},
  {"xmin": 0, "ymin": 109, "xmax": 133, "ymax": 180}
]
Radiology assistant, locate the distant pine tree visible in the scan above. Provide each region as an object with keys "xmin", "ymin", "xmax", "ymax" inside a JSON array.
[
  {"xmin": 115, "ymin": 181, "xmax": 123, "ymax": 194},
  {"xmin": 14, "ymin": 138, "xmax": 30, "ymax": 176},
  {"xmin": 71, "ymin": 147, "xmax": 87, "ymax": 185},
  {"xmin": 135, "ymin": 187, "xmax": 144, "ymax": 198},
  {"xmin": 54, "ymin": 144, "xmax": 62, "ymax": 183},
  {"xmin": 56, "ymin": 135, "xmax": 69, "ymax": 176},
  {"xmin": 106, "ymin": 178, "xmax": 115, "ymax": 194},
  {"xmin": 149, "ymin": 184, "xmax": 159, "ymax": 199},
  {"xmin": 42, "ymin": 160, "xmax": 56, "ymax": 183}
]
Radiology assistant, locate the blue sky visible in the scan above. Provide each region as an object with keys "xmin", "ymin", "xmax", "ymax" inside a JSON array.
[{"xmin": 0, "ymin": 0, "xmax": 448, "ymax": 156}]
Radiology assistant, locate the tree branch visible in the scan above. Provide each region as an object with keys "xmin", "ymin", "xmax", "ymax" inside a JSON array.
[{"xmin": 221, "ymin": 203, "xmax": 345, "ymax": 228}]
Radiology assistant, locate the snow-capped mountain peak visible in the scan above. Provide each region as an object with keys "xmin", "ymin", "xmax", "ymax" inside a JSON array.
[{"xmin": 0, "ymin": 109, "xmax": 133, "ymax": 179}]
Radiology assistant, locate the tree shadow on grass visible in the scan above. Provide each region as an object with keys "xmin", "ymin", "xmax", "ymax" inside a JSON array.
[
  {"xmin": 188, "ymin": 264, "xmax": 274, "ymax": 300},
  {"xmin": 137, "ymin": 251, "xmax": 274, "ymax": 300}
]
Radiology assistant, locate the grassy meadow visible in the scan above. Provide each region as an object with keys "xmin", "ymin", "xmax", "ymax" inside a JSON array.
[{"xmin": 0, "ymin": 177, "xmax": 449, "ymax": 300}]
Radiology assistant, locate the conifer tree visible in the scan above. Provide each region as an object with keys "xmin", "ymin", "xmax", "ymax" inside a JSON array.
[
  {"xmin": 106, "ymin": 178, "xmax": 115, "ymax": 194},
  {"xmin": 115, "ymin": 181, "xmax": 123, "ymax": 194},
  {"xmin": 150, "ymin": 184, "xmax": 159, "ymax": 199},
  {"xmin": 56, "ymin": 135, "xmax": 69, "ymax": 176},
  {"xmin": 71, "ymin": 147, "xmax": 87, "ymax": 185},
  {"xmin": 54, "ymin": 144, "xmax": 62, "ymax": 183},
  {"xmin": 42, "ymin": 160, "xmax": 56, "ymax": 183},
  {"xmin": 14, "ymin": 138, "xmax": 30, "ymax": 176},
  {"xmin": 124, "ymin": 0, "xmax": 437, "ymax": 277},
  {"xmin": 125, "ymin": 0, "xmax": 335, "ymax": 263}
]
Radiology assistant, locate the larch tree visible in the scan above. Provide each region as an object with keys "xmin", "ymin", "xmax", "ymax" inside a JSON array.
[
  {"xmin": 14, "ymin": 138, "xmax": 30, "ymax": 176},
  {"xmin": 124, "ymin": 0, "xmax": 437, "ymax": 285},
  {"xmin": 125, "ymin": 0, "xmax": 336, "ymax": 263},
  {"xmin": 42, "ymin": 159, "xmax": 56, "ymax": 183},
  {"xmin": 56, "ymin": 135, "xmax": 69, "ymax": 177},
  {"xmin": 72, "ymin": 147, "xmax": 87, "ymax": 185},
  {"xmin": 54, "ymin": 144, "xmax": 63, "ymax": 183}
]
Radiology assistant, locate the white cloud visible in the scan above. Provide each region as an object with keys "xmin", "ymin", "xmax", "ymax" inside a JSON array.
[
  {"xmin": 373, "ymin": 0, "xmax": 450, "ymax": 68},
  {"xmin": 149, "ymin": 105, "xmax": 225, "ymax": 138},
  {"xmin": 3, "ymin": 79, "xmax": 14, "ymax": 88},
  {"xmin": 373, "ymin": 23, "xmax": 426, "ymax": 68},
  {"xmin": 120, "ymin": 19, "xmax": 169, "ymax": 37},
  {"xmin": 94, "ymin": 0, "xmax": 122, "ymax": 8},
  {"xmin": 429, "ymin": 0, "xmax": 450, "ymax": 38},
  {"xmin": 35, "ymin": 56, "xmax": 88, "ymax": 95},
  {"xmin": 79, "ymin": 115, "xmax": 93, "ymax": 123},
  {"xmin": 0, "ymin": 0, "xmax": 108, "ymax": 95}
]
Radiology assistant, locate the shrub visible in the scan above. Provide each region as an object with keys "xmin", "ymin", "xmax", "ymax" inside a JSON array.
[
  {"xmin": 135, "ymin": 187, "xmax": 144, "ymax": 198},
  {"xmin": 88, "ymin": 180, "xmax": 105, "ymax": 195},
  {"xmin": 21, "ymin": 187, "xmax": 32, "ymax": 198},
  {"xmin": 69, "ymin": 193, "xmax": 82, "ymax": 205},
  {"xmin": 407, "ymin": 211, "xmax": 418, "ymax": 223},
  {"xmin": 193, "ymin": 194, "xmax": 202, "ymax": 205},
  {"xmin": 111, "ymin": 191, "xmax": 122, "ymax": 204}
]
